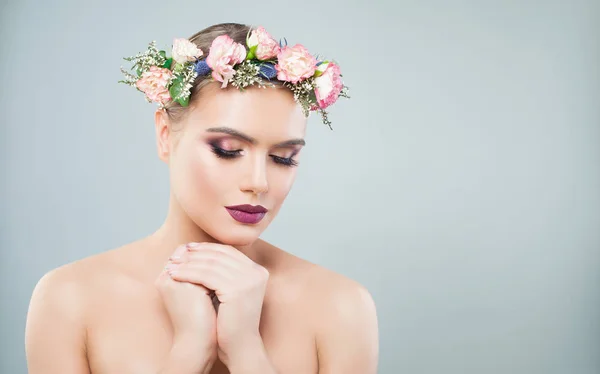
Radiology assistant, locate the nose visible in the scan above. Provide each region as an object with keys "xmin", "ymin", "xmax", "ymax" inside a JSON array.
[{"xmin": 240, "ymin": 154, "xmax": 269, "ymax": 195}]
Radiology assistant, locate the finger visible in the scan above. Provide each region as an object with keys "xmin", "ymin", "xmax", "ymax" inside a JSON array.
[
  {"xmin": 178, "ymin": 248, "xmax": 269, "ymax": 282},
  {"xmin": 168, "ymin": 244, "xmax": 188, "ymax": 261},
  {"xmin": 168, "ymin": 262, "xmax": 233, "ymax": 292},
  {"xmin": 172, "ymin": 250, "xmax": 244, "ymax": 272},
  {"xmin": 186, "ymin": 242, "xmax": 251, "ymax": 263}
]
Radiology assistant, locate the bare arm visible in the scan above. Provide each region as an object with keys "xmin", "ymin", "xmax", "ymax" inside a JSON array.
[
  {"xmin": 316, "ymin": 282, "xmax": 379, "ymax": 374},
  {"xmin": 25, "ymin": 268, "xmax": 91, "ymax": 374}
]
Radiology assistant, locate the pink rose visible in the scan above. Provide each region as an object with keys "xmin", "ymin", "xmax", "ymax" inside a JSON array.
[
  {"xmin": 247, "ymin": 26, "xmax": 280, "ymax": 60},
  {"xmin": 275, "ymin": 44, "xmax": 317, "ymax": 83},
  {"xmin": 313, "ymin": 62, "xmax": 343, "ymax": 109},
  {"xmin": 135, "ymin": 66, "xmax": 172, "ymax": 104},
  {"xmin": 206, "ymin": 34, "xmax": 247, "ymax": 87}
]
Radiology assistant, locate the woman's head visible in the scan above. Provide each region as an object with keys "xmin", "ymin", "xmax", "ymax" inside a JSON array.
[
  {"xmin": 156, "ymin": 74, "xmax": 307, "ymax": 247},
  {"xmin": 121, "ymin": 22, "xmax": 347, "ymax": 245}
]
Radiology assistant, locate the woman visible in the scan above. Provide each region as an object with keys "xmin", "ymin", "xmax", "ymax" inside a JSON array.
[{"xmin": 25, "ymin": 22, "xmax": 379, "ymax": 374}]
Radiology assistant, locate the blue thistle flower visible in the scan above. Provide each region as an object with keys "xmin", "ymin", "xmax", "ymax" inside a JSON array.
[
  {"xmin": 194, "ymin": 60, "xmax": 211, "ymax": 77},
  {"xmin": 278, "ymin": 37, "xmax": 288, "ymax": 48},
  {"xmin": 258, "ymin": 62, "xmax": 277, "ymax": 79}
]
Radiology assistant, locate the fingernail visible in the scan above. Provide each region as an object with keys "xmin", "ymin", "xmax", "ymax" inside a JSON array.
[
  {"xmin": 165, "ymin": 262, "xmax": 179, "ymax": 272},
  {"xmin": 187, "ymin": 242, "xmax": 202, "ymax": 248},
  {"xmin": 169, "ymin": 253, "xmax": 183, "ymax": 262}
]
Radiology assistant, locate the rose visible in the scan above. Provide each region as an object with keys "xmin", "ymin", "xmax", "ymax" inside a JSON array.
[
  {"xmin": 247, "ymin": 26, "xmax": 280, "ymax": 60},
  {"xmin": 313, "ymin": 61, "xmax": 343, "ymax": 109},
  {"xmin": 135, "ymin": 66, "xmax": 173, "ymax": 104},
  {"xmin": 275, "ymin": 44, "xmax": 317, "ymax": 83},
  {"xmin": 171, "ymin": 38, "xmax": 203, "ymax": 64},
  {"xmin": 206, "ymin": 35, "xmax": 247, "ymax": 88}
]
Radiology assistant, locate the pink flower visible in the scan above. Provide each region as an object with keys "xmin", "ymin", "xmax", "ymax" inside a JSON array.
[
  {"xmin": 172, "ymin": 38, "xmax": 203, "ymax": 64},
  {"xmin": 275, "ymin": 44, "xmax": 317, "ymax": 83},
  {"xmin": 247, "ymin": 26, "xmax": 280, "ymax": 60},
  {"xmin": 206, "ymin": 35, "xmax": 247, "ymax": 87},
  {"xmin": 135, "ymin": 66, "xmax": 173, "ymax": 104},
  {"xmin": 313, "ymin": 62, "xmax": 344, "ymax": 109}
]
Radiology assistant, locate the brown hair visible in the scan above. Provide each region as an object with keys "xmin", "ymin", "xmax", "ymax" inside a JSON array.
[{"xmin": 163, "ymin": 22, "xmax": 287, "ymax": 123}]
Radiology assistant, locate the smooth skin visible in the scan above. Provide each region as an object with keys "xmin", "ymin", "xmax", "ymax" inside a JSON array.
[{"xmin": 25, "ymin": 82, "xmax": 379, "ymax": 374}]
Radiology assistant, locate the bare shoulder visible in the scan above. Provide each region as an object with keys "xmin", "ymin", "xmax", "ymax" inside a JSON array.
[
  {"xmin": 265, "ymin": 241, "xmax": 376, "ymax": 311},
  {"xmin": 33, "ymin": 243, "xmax": 129, "ymax": 288},
  {"xmin": 271, "ymin": 246, "xmax": 370, "ymax": 299},
  {"xmin": 30, "ymin": 251, "xmax": 108, "ymax": 305},
  {"xmin": 28, "ymin": 241, "xmax": 143, "ymax": 316},
  {"xmin": 265, "ymin": 242, "xmax": 379, "ymax": 373}
]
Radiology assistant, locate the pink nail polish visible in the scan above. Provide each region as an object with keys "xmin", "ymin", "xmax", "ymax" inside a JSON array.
[{"xmin": 169, "ymin": 254, "xmax": 183, "ymax": 262}]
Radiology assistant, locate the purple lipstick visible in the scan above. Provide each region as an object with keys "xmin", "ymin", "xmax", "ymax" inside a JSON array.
[{"xmin": 225, "ymin": 204, "xmax": 268, "ymax": 224}]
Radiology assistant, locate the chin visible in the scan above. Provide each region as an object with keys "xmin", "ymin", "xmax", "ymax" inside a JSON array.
[
  {"xmin": 210, "ymin": 229, "xmax": 262, "ymax": 246},
  {"xmin": 201, "ymin": 218, "xmax": 269, "ymax": 247}
]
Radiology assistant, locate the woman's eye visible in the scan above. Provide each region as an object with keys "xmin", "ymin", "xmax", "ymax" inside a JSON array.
[
  {"xmin": 271, "ymin": 155, "xmax": 298, "ymax": 167},
  {"xmin": 210, "ymin": 145, "xmax": 242, "ymax": 159}
]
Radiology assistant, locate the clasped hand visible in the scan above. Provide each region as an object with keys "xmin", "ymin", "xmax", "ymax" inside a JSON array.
[{"xmin": 164, "ymin": 242, "xmax": 269, "ymax": 366}]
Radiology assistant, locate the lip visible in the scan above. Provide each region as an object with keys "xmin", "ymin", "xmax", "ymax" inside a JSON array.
[
  {"xmin": 225, "ymin": 204, "xmax": 268, "ymax": 213},
  {"xmin": 225, "ymin": 204, "xmax": 268, "ymax": 224}
]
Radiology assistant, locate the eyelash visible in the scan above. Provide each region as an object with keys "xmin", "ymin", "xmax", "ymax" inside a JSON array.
[{"xmin": 210, "ymin": 145, "xmax": 298, "ymax": 167}]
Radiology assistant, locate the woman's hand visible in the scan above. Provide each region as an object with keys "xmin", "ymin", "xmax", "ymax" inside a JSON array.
[
  {"xmin": 166, "ymin": 242, "xmax": 269, "ymax": 368},
  {"xmin": 156, "ymin": 244, "xmax": 219, "ymax": 373}
]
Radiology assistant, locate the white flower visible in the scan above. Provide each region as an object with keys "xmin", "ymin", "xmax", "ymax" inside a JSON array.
[
  {"xmin": 247, "ymin": 32, "xmax": 259, "ymax": 48},
  {"xmin": 172, "ymin": 38, "xmax": 203, "ymax": 64}
]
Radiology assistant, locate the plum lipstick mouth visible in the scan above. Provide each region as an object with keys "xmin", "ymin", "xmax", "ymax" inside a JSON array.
[{"xmin": 225, "ymin": 204, "xmax": 268, "ymax": 224}]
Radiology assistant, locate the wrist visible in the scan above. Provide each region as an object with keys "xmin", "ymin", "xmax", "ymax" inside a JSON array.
[
  {"xmin": 160, "ymin": 339, "xmax": 216, "ymax": 374},
  {"xmin": 226, "ymin": 336, "xmax": 275, "ymax": 374}
]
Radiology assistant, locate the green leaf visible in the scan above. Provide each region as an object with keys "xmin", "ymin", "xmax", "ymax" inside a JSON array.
[
  {"xmin": 172, "ymin": 63, "xmax": 184, "ymax": 74},
  {"xmin": 159, "ymin": 50, "xmax": 167, "ymax": 59},
  {"xmin": 169, "ymin": 76, "xmax": 184, "ymax": 100},
  {"xmin": 177, "ymin": 95, "xmax": 190, "ymax": 107},
  {"xmin": 246, "ymin": 45, "xmax": 258, "ymax": 60},
  {"xmin": 308, "ymin": 89, "xmax": 318, "ymax": 104},
  {"xmin": 163, "ymin": 58, "xmax": 173, "ymax": 69}
]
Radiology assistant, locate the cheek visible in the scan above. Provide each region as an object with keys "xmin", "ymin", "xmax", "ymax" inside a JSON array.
[
  {"xmin": 172, "ymin": 147, "xmax": 224, "ymax": 203},
  {"xmin": 186, "ymin": 149, "xmax": 228, "ymax": 194},
  {"xmin": 269, "ymin": 167, "xmax": 297, "ymax": 201}
]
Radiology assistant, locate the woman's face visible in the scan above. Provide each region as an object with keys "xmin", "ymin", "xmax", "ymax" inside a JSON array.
[{"xmin": 157, "ymin": 82, "xmax": 307, "ymax": 246}]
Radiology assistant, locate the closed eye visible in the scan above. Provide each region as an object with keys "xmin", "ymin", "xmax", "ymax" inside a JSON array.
[
  {"xmin": 210, "ymin": 145, "xmax": 242, "ymax": 158},
  {"xmin": 271, "ymin": 155, "xmax": 298, "ymax": 167}
]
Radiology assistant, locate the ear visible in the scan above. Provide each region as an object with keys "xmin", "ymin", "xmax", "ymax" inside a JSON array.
[{"xmin": 154, "ymin": 109, "xmax": 171, "ymax": 163}]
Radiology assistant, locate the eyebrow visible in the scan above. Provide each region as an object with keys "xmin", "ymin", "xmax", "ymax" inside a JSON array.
[{"xmin": 205, "ymin": 126, "xmax": 306, "ymax": 147}]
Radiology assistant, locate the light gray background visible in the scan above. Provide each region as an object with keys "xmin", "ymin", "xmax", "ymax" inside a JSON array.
[{"xmin": 1, "ymin": 0, "xmax": 599, "ymax": 373}]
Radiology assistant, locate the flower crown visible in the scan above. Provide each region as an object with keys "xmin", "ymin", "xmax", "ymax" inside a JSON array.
[{"xmin": 119, "ymin": 26, "xmax": 349, "ymax": 129}]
